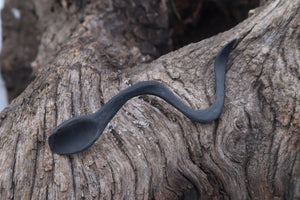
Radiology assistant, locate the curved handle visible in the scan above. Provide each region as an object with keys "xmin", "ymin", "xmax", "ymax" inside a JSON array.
[{"xmin": 94, "ymin": 39, "xmax": 236, "ymax": 125}]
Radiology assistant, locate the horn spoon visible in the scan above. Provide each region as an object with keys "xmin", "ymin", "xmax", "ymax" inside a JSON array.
[{"xmin": 48, "ymin": 39, "xmax": 236, "ymax": 155}]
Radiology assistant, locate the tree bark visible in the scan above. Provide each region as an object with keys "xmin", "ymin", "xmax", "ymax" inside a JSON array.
[{"xmin": 0, "ymin": 0, "xmax": 299, "ymax": 199}]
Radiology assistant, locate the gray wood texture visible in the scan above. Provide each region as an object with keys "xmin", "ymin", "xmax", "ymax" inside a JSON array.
[{"xmin": 0, "ymin": 0, "xmax": 299, "ymax": 199}]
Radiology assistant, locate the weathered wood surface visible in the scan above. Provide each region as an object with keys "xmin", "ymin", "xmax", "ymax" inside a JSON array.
[{"xmin": 0, "ymin": 0, "xmax": 299, "ymax": 199}]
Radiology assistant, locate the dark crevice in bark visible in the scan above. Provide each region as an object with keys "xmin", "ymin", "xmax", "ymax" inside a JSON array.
[
  {"xmin": 176, "ymin": 121, "xmax": 194, "ymax": 164},
  {"xmin": 97, "ymin": 72, "xmax": 104, "ymax": 107},
  {"xmin": 252, "ymin": 59, "xmax": 264, "ymax": 89},
  {"xmin": 11, "ymin": 129, "xmax": 20, "ymax": 199},
  {"xmin": 242, "ymin": 108, "xmax": 253, "ymax": 199},
  {"xmin": 78, "ymin": 67, "xmax": 83, "ymax": 113},
  {"xmin": 45, "ymin": 185, "xmax": 49, "ymax": 200},
  {"xmin": 267, "ymin": 104, "xmax": 279, "ymax": 197},
  {"xmin": 289, "ymin": 152, "xmax": 299, "ymax": 199},
  {"xmin": 80, "ymin": 158, "xmax": 90, "ymax": 197},
  {"xmin": 109, "ymin": 128, "xmax": 125, "ymax": 153},
  {"xmin": 54, "ymin": 81, "xmax": 59, "ymax": 128},
  {"xmin": 196, "ymin": 163, "xmax": 218, "ymax": 197},
  {"xmin": 239, "ymin": 25, "xmax": 256, "ymax": 44},
  {"xmin": 29, "ymin": 128, "xmax": 39, "ymax": 200},
  {"xmin": 122, "ymin": 107, "xmax": 137, "ymax": 122},
  {"xmin": 202, "ymin": 70, "xmax": 213, "ymax": 109},
  {"xmin": 110, "ymin": 128, "xmax": 138, "ymax": 198},
  {"xmin": 105, "ymin": 158, "xmax": 116, "ymax": 199},
  {"xmin": 145, "ymin": 113, "xmax": 178, "ymax": 197},
  {"xmin": 278, "ymin": 40, "xmax": 288, "ymax": 75},
  {"xmin": 271, "ymin": 136, "xmax": 281, "ymax": 197},
  {"xmin": 194, "ymin": 124, "xmax": 203, "ymax": 151},
  {"xmin": 289, "ymin": 96, "xmax": 297, "ymax": 127},
  {"xmin": 205, "ymin": 167, "xmax": 228, "ymax": 199},
  {"xmin": 88, "ymin": 154, "xmax": 102, "ymax": 199},
  {"xmin": 284, "ymin": 153, "xmax": 298, "ymax": 199},
  {"xmin": 212, "ymin": 120, "xmax": 219, "ymax": 147},
  {"xmin": 69, "ymin": 155, "xmax": 77, "ymax": 199},
  {"xmin": 243, "ymin": 153, "xmax": 253, "ymax": 200},
  {"xmin": 268, "ymin": 113, "xmax": 279, "ymax": 197},
  {"xmin": 69, "ymin": 74, "xmax": 75, "ymax": 118},
  {"xmin": 43, "ymin": 97, "xmax": 48, "ymax": 145},
  {"xmin": 152, "ymin": 137, "xmax": 172, "ymax": 194},
  {"xmin": 176, "ymin": 168, "xmax": 200, "ymax": 199},
  {"xmin": 146, "ymin": 158, "xmax": 154, "ymax": 199},
  {"xmin": 91, "ymin": 150, "xmax": 106, "ymax": 199}
]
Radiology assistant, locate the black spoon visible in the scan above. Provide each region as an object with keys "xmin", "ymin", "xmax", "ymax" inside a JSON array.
[{"xmin": 48, "ymin": 39, "xmax": 236, "ymax": 155}]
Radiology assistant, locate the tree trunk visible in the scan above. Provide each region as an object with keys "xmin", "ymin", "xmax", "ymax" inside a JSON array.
[{"xmin": 0, "ymin": 0, "xmax": 299, "ymax": 199}]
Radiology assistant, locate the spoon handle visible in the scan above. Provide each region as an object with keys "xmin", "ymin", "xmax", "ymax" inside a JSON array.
[{"xmin": 93, "ymin": 39, "xmax": 236, "ymax": 125}]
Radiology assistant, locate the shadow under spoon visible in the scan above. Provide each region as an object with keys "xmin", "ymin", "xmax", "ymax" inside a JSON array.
[{"xmin": 48, "ymin": 39, "xmax": 236, "ymax": 155}]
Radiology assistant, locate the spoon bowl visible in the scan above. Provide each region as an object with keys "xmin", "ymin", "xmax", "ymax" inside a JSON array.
[{"xmin": 48, "ymin": 116, "xmax": 100, "ymax": 154}]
